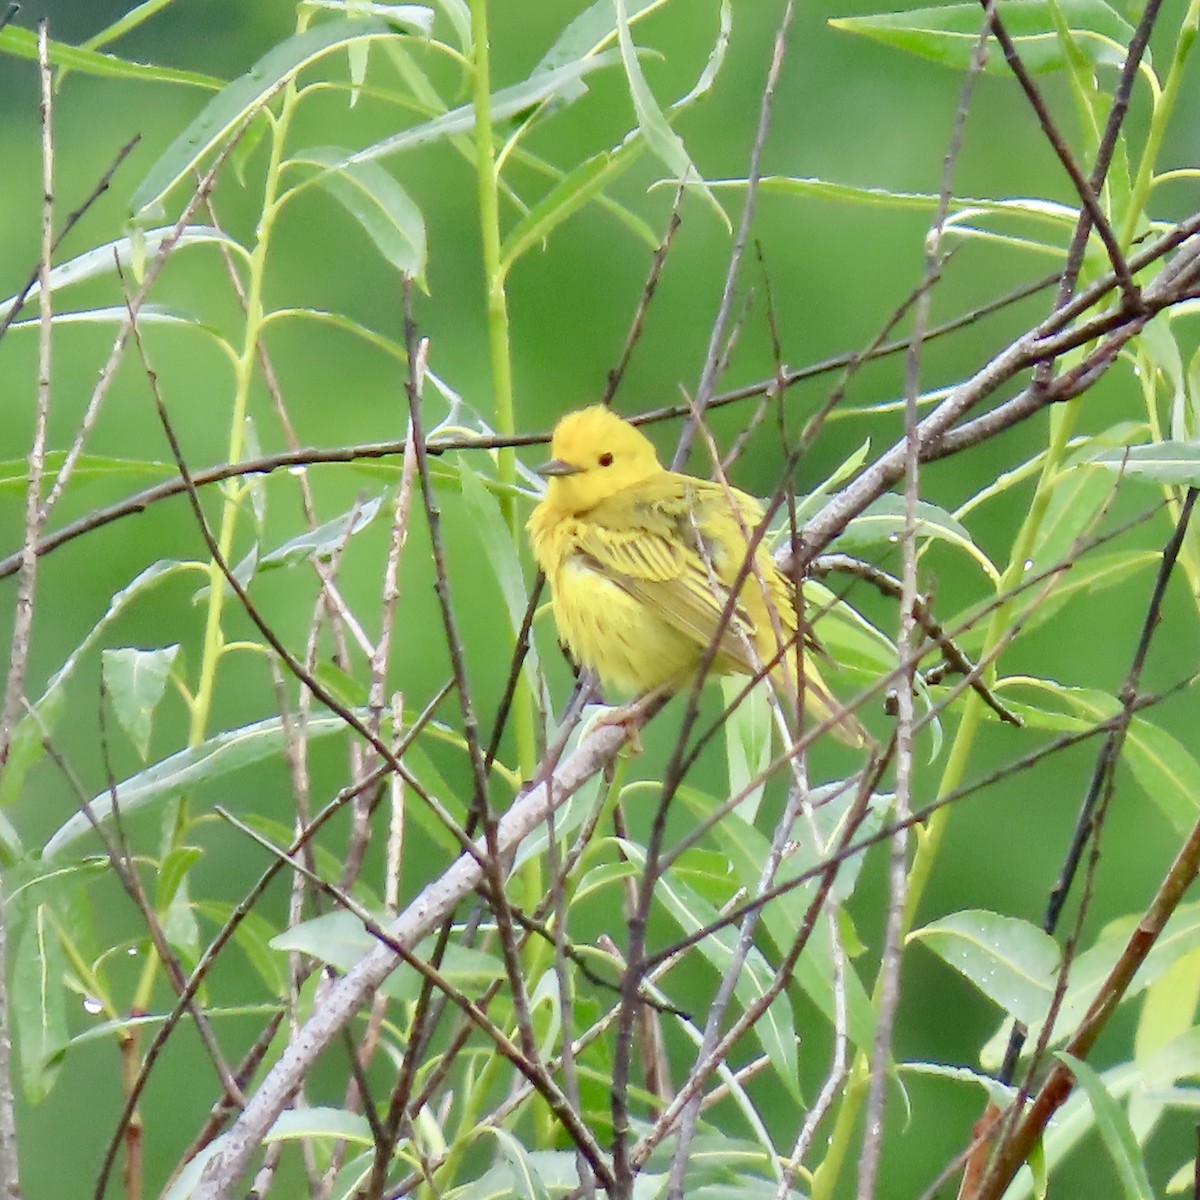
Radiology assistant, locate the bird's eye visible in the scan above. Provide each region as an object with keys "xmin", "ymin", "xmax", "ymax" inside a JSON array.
[{"xmin": 598, "ymin": 452, "xmax": 613, "ymax": 467}]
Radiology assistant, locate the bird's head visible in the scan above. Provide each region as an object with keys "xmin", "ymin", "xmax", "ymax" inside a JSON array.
[{"xmin": 536, "ymin": 406, "xmax": 663, "ymax": 513}]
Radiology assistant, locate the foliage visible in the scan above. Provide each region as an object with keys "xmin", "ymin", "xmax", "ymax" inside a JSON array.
[{"xmin": 1, "ymin": 0, "xmax": 1199, "ymax": 1198}]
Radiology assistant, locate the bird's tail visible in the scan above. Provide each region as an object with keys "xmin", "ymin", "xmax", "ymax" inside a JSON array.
[{"xmin": 771, "ymin": 649, "xmax": 869, "ymax": 749}]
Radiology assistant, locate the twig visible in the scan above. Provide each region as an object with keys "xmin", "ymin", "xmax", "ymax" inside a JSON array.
[
  {"xmin": 602, "ymin": 191, "xmax": 684, "ymax": 407},
  {"xmin": 987, "ymin": 488, "xmax": 1198, "ymax": 1160},
  {"xmin": 982, "ymin": 3, "xmax": 1140, "ymax": 307},
  {"xmin": 810, "ymin": 555, "xmax": 1020, "ymax": 726},
  {"xmin": 190, "ymin": 705, "xmax": 656, "ymax": 1200},
  {"xmin": 671, "ymin": 1, "xmax": 795, "ymax": 471},
  {"xmin": 0, "ymin": 134, "xmax": 140, "ymax": 342}
]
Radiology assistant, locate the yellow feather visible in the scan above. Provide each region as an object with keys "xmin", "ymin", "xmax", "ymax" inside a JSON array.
[{"xmin": 526, "ymin": 406, "xmax": 866, "ymax": 746}]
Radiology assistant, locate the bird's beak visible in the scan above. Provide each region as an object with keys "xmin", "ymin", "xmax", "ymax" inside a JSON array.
[{"xmin": 536, "ymin": 458, "xmax": 582, "ymax": 478}]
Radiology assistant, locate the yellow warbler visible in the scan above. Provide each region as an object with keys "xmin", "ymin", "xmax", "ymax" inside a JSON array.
[{"xmin": 527, "ymin": 405, "xmax": 866, "ymax": 746}]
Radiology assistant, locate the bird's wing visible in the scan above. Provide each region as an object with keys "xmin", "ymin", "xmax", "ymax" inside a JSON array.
[{"xmin": 575, "ymin": 484, "xmax": 761, "ymax": 672}]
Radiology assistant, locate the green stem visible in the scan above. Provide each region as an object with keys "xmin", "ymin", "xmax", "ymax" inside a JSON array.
[
  {"xmin": 470, "ymin": 0, "xmax": 535, "ymax": 781},
  {"xmin": 189, "ymin": 59, "xmax": 305, "ymax": 747},
  {"xmin": 814, "ymin": 401, "xmax": 1081, "ymax": 1197},
  {"xmin": 1121, "ymin": 0, "xmax": 1197, "ymax": 249}
]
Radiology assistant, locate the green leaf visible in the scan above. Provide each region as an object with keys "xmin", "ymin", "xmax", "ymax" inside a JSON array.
[
  {"xmin": 80, "ymin": 0, "xmax": 187, "ymax": 57},
  {"xmin": 721, "ymin": 678, "xmax": 770, "ymax": 823},
  {"xmin": 910, "ymin": 909, "xmax": 1060, "ymax": 1025},
  {"xmin": 0, "ymin": 23, "xmax": 222, "ymax": 88},
  {"xmin": 672, "ymin": 0, "xmax": 731, "ymax": 109},
  {"xmin": 156, "ymin": 846, "xmax": 202, "ymax": 912},
  {"xmin": 6, "ymin": 306, "xmax": 215, "ymax": 337},
  {"xmin": 0, "ymin": 227, "xmax": 245, "ymax": 315},
  {"xmin": 457, "ymin": 457, "xmax": 541, "ymax": 683},
  {"xmin": 1122, "ymin": 717, "xmax": 1200, "ymax": 834},
  {"xmin": 260, "ymin": 494, "xmax": 384, "ymax": 570},
  {"xmin": 486, "ymin": 1127, "xmax": 552, "ymax": 1200},
  {"xmin": 0, "ymin": 455, "xmax": 173, "ymax": 495},
  {"xmin": 615, "ymin": 0, "xmax": 728, "ymax": 229},
  {"xmin": 102, "ymin": 645, "xmax": 179, "ymax": 760},
  {"xmin": 500, "ymin": 148, "xmax": 639, "ymax": 278},
  {"xmin": 299, "ymin": 147, "xmax": 427, "ymax": 281},
  {"xmin": 621, "ymin": 838, "xmax": 801, "ymax": 1099},
  {"xmin": 264, "ymin": 1104, "xmax": 374, "ymax": 1143},
  {"xmin": 533, "ymin": 0, "xmax": 666, "ymax": 93},
  {"xmin": 319, "ymin": 51, "xmax": 621, "ymax": 171},
  {"xmin": 1028, "ymin": 463, "xmax": 1122, "ymax": 573},
  {"xmin": 130, "ymin": 17, "xmax": 411, "ymax": 220},
  {"xmin": 830, "ymin": 0, "xmax": 1137, "ymax": 74},
  {"xmin": 162, "ymin": 872, "xmax": 201, "ymax": 966},
  {"xmin": 270, "ymin": 910, "xmax": 505, "ymax": 999},
  {"xmin": 1135, "ymin": 948, "xmax": 1200, "ymax": 1065},
  {"xmin": 981, "ymin": 901, "xmax": 1200, "ymax": 1069},
  {"xmin": 1000, "ymin": 685, "xmax": 1200, "ymax": 834},
  {"xmin": 196, "ymin": 902, "xmax": 289, "ymax": 996},
  {"xmin": 1091, "ymin": 441, "xmax": 1200, "ymax": 485},
  {"xmin": 43, "ymin": 711, "xmax": 356, "ymax": 858},
  {"xmin": 0, "ymin": 562, "xmax": 192, "ymax": 827},
  {"xmin": 1013, "ymin": 550, "xmax": 1157, "ymax": 638},
  {"xmin": 837, "ymin": 494, "xmax": 999, "ymax": 583},
  {"xmin": 12, "ymin": 906, "xmax": 69, "ymax": 1102},
  {"xmin": 673, "ymin": 788, "xmax": 879, "ymax": 1052},
  {"xmin": 1058, "ymin": 1052, "xmax": 1154, "ymax": 1200}
]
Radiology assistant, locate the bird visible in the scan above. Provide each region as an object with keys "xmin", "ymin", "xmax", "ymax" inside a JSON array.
[{"xmin": 526, "ymin": 405, "xmax": 866, "ymax": 746}]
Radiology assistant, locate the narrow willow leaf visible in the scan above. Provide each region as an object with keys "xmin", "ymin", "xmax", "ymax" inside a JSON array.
[
  {"xmin": 457, "ymin": 457, "xmax": 541, "ymax": 684},
  {"xmin": 673, "ymin": 788, "xmax": 877, "ymax": 1052},
  {"xmin": 1091, "ymin": 441, "xmax": 1200, "ymax": 485},
  {"xmin": 1138, "ymin": 320, "xmax": 1195, "ymax": 442},
  {"xmin": 163, "ymin": 873, "xmax": 201, "ymax": 965},
  {"xmin": 981, "ymin": 902, "xmax": 1200, "ymax": 1070},
  {"xmin": 0, "ymin": 23, "xmax": 221, "ymax": 87},
  {"xmin": 1058, "ymin": 1052, "xmax": 1154, "ymax": 1200},
  {"xmin": 196, "ymin": 902, "xmax": 289, "ymax": 996},
  {"xmin": 488, "ymin": 1127, "xmax": 552, "ymax": 1200},
  {"xmin": 12, "ymin": 906, "xmax": 68, "ymax": 1102},
  {"xmin": 1, "ymin": 227, "xmax": 244, "ymax": 314},
  {"xmin": 1123, "ymin": 718, "xmax": 1200, "ymax": 834},
  {"xmin": 1002, "ymin": 684, "xmax": 1200, "ymax": 833},
  {"xmin": 7, "ymin": 305, "xmax": 213, "ymax": 336},
  {"xmin": 500, "ymin": 149, "xmax": 636, "ymax": 277},
  {"xmin": 428, "ymin": 0, "xmax": 471, "ymax": 50},
  {"xmin": 622, "ymin": 839, "xmax": 801, "ymax": 1098},
  {"xmin": 830, "ymin": 0, "xmax": 1137, "ymax": 74},
  {"xmin": 1028, "ymin": 463, "xmax": 1122, "ymax": 573},
  {"xmin": 910, "ymin": 909, "xmax": 1060, "ymax": 1025},
  {"xmin": 721, "ymin": 678, "xmax": 770, "ymax": 823},
  {"xmin": 335, "ymin": 52, "xmax": 620, "ymax": 172},
  {"xmin": 264, "ymin": 1105, "xmax": 374, "ymax": 1143},
  {"xmin": 1135, "ymin": 950, "xmax": 1200, "ymax": 1066},
  {"xmin": 80, "ymin": 0, "xmax": 184, "ymax": 57},
  {"xmin": 615, "ymin": 0, "xmax": 727, "ymax": 229},
  {"xmin": 156, "ymin": 846, "xmax": 202, "ymax": 913},
  {"xmin": 260, "ymin": 494, "xmax": 384, "ymax": 570},
  {"xmin": 534, "ymin": 0, "xmax": 667, "ymax": 96},
  {"xmin": 130, "ymin": 17, "xmax": 412, "ymax": 220},
  {"xmin": 43, "ymin": 711, "xmax": 356, "ymax": 858},
  {"xmin": 789, "ymin": 439, "xmax": 872, "ymax": 525},
  {"xmin": 0, "ymin": 562, "xmax": 191, "ymax": 819},
  {"xmin": 673, "ymin": 0, "xmax": 730, "ymax": 109},
  {"xmin": 271, "ymin": 910, "xmax": 504, "ymax": 999},
  {"xmin": 299, "ymin": 147, "xmax": 427, "ymax": 280},
  {"xmin": 1013, "ymin": 550, "xmax": 1156, "ymax": 639},
  {"xmin": 719, "ymin": 176, "xmax": 1078, "ymax": 229},
  {"xmin": 836, "ymin": 494, "xmax": 999, "ymax": 583},
  {"xmin": 101, "ymin": 645, "xmax": 179, "ymax": 760}
]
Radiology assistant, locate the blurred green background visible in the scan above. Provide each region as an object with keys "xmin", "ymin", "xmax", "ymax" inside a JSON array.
[{"xmin": 2, "ymin": 0, "xmax": 1198, "ymax": 1195}]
